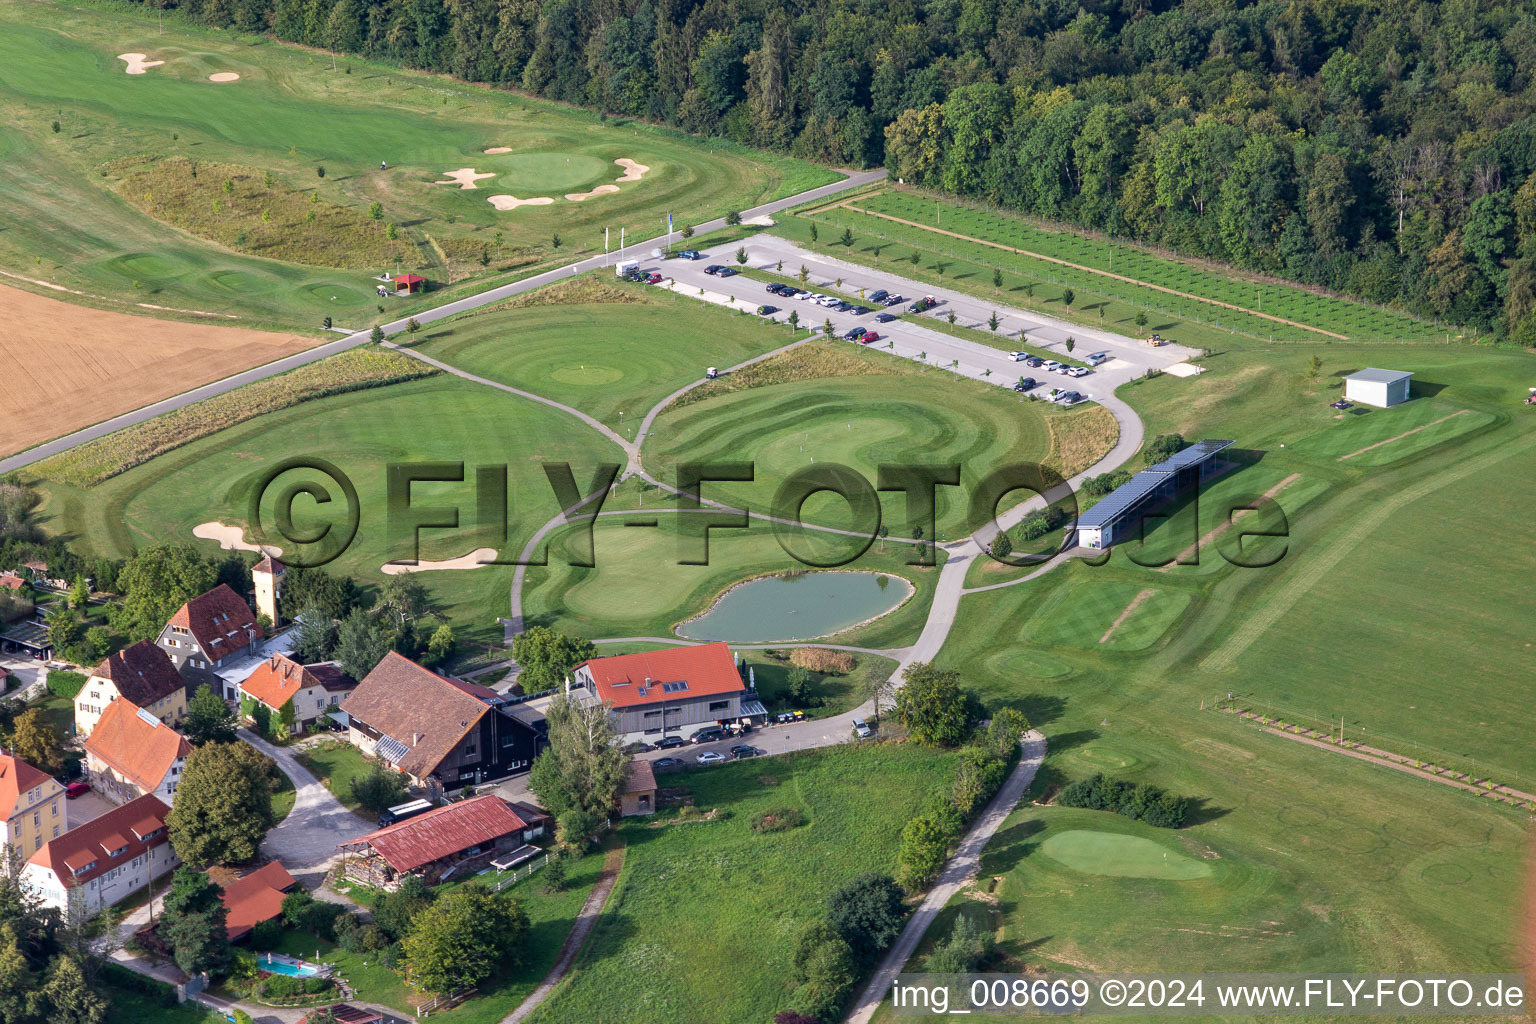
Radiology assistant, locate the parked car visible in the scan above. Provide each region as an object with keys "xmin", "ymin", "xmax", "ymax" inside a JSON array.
[
  {"xmin": 696, "ymin": 750, "xmax": 727, "ymax": 765},
  {"xmin": 1043, "ymin": 360, "xmax": 1063, "ymax": 372},
  {"xmin": 691, "ymin": 726, "xmax": 726, "ymax": 744},
  {"xmin": 1054, "ymin": 390, "xmax": 1083, "ymax": 405},
  {"xmin": 730, "ymin": 744, "xmax": 759, "ymax": 760},
  {"xmin": 64, "ymin": 781, "xmax": 90, "ymax": 799},
  {"xmin": 851, "ymin": 305, "xmax": 872, "ymax": 315},
  {"xmin": 1024, "ymin": 356, "xmax": 1044, "ymax": 368},
  {"xmin": 882, "ymin": 294, "xmax": 906, "ymax": 306},
  {"xmin": 860, "ymin": 331, "xmax": 881, "ymax": 344},
  {"xmin": 844, "ymin": 327, "xmax": 868, "ymax": 340},
  {"xmin": 851, "ymin": 717, "xmax": 875, "ymax": 739},
  {"xmin": 655, "ymin": 735, "xmax": 688, "ymax": 749},
  {"xmin": 678, "ymin": 250, "xmax": 705, "ymax": 260},
  {"xmin": 704, "ymin": 265, "xmax": 724, "ymax": 275},
  {"xmin": 1067, "ymin": 366, "xmax": 1091, "ymax": 377},
  {"xmin": 907, "ymin": 297, "xmax": 936, "ymax": 313},
  {"xmin": 874, "ymin": 312, "xmax": 898, "ymax": 323},
  {"xmin": 1008, "ymin": 351, "xmax": 1029, "ymax": 361},
  {"xmin": 1012, "ymin": 377, "xmax": 1037, "ymax": 392},
  {"xmin": 766, "ymin": 283, "xmax": 784, "ymax": 294},
  {"xmin": 654, "ymin": 757, "xmax": 686, "ymax": 769},
  {"xmin": 758, "ymin": 305, "xmax": 779, "ymax": 316},
  {"xmin": 1085, "ymin": 352, "xmax": 1110, "ymax": 366},
  {"xmin": 717, "ymin": 267, "xmax": 739, "ymax": 277},
  {"xmin": 832, "ymin": 300, "xmax": 852, "ymax": 312},
  {"xmin": 622, "ymin": 741, "xmax": 654, "ymax": 754},
  {"xmin": 869, "ymin": 289, "xmax": 889, "ymax": 303},
  {"xmin": 645, "ymin": 271, "xmax": 663, "ymax": 284}
]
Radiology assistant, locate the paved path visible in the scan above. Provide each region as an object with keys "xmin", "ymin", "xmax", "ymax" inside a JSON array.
[
  {"xmin": 0, "ymin": 170, "xmax": 886, "ymax": 475},
  {"xmin": 845, "ymin": 730, "xmax": 1047, "ymax": 1024},
  {"xmin": 241, "ymin": 729, "xmax": 367, "ymax": 886},
  {"xmin": 499, "ymin": 841, "xmax": 626, "ymax": 1024}
]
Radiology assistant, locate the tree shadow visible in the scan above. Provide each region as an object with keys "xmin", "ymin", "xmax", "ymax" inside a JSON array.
[
  {"xmin": 1182, "ymin": 796, "xmax": 1231, "ymax": 827},
  {"xmin": 978, "ymin": 816, "xmax": 1046, "ymax": 873},
  {"xmin": 1044, "ymin": 728, "xmax": 1098, "ymax": 753}
]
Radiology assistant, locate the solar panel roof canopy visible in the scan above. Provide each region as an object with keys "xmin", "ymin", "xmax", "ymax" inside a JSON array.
[{"xmin": 1074, "ymin": 440, "xmax": 1234, "ymax": 529}]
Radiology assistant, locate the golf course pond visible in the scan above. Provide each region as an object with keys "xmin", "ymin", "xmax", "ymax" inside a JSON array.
[{"xmin": 677, "ymin": 571, "xmax": 914, "ymax": 642}]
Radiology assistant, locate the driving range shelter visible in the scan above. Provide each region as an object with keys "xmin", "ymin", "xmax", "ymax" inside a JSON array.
[{"xmin": 1074, "ymin": 440, "xmax": 1235, "ymax": 550}]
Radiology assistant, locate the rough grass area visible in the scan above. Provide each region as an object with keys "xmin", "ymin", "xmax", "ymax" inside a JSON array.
[
  {"xmin": 294, "ymin": 738, "xmax": 379, "ymax": 821},
  {"xmin": 31, "ymin": 349, "xmax": 437, "ymax": 487},
  {"xmin": 112, "ymin": 156, "xmax": 420, "ymax": 270},
  {"xmin": 1048, "ymin": 403, "xmax": 1120, "ymax": 478},
  {"xmin": 668, "ymin": 338, "xmax": 890, "ymax": 410},
  {"xmin": 489, "ymin": 275, "xmax": 652, "ymax": 310}
]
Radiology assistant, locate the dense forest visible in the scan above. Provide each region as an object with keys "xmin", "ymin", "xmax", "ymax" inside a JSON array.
[{"xmin": 115, "ymin": 0, "xmax": 1536, "ymax": 336}]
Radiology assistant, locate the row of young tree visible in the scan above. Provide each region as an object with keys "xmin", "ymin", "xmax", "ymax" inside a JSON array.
[{"xmin": 128, "ymin": 0, "xmax": 1536, "ymax": 335}]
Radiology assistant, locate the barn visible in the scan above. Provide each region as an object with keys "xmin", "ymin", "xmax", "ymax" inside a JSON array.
[{"xmin": 1343, "ymin": 368, "xmax": 1413, "ymax": 408}]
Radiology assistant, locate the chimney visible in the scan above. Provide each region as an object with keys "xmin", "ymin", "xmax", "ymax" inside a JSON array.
[{"xmin": 413, "ymin": 733, "xmax": 421, "ymax": 746}]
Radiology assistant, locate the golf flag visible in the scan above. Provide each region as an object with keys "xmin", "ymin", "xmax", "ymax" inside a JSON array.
[{"xmin": 668, "ymin": 212, "xmax": 673, "ymax": 234}]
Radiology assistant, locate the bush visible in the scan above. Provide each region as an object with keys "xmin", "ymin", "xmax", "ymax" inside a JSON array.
[
  {"xmin": 750, "ymin": 806, "xmax": 804, "ymax": 833},
  {"xmin": 339, "ymin": 922, "xmax": 387, "ymax": 954},
  {"xmin": 45, "ymin": 670, "xmax": 87, "ymax": 700},
  {"xmin": 1056, "ymin": 773, "xmax": 1190, "ymax": 828},
  {"xmin": 951, "ymin": 749, "xmax": 1008, "ymax": 818},
  {"xmin": 350, "ymin": 764, "xmax": 409, "ymax": 815},
  {"xmin": 896, "ymin": 802, "xmax": 963, "ymax": 892},
  {"xmin": 1143, "ymin": 433, "xmax": 1187, "ymax": 464},
  {"xmin": 541, "ymin": 855, "xmax": 567, "ymax": 893},
  {"xmin": 249, "ymin": 918, "xmax": 282, "ymax": 949},
  {"xmin": 789, "ymin": 648, "xmax": 854, "ymax": 674}
]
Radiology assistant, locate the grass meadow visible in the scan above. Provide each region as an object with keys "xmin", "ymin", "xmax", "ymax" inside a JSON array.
[
  {"xmin": 0, "ymin": 2, "xmax": 836, "ymax": 329},
  {"xmin": 526, "ymin": 742, "xmax": 962, "ymax": 1024}
]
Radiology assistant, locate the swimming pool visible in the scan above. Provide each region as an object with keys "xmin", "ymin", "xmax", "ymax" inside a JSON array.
[{"xmin": 259, "ymin": 955, "xmax": 318, "ymax": 977}]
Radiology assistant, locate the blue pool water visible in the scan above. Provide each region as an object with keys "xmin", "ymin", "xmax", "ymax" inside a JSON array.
[{"xmin": 260, "ymin": 957, "xmax": 318, "ymax": 977}]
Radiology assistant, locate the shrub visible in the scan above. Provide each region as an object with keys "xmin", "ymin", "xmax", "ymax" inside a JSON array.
[
  {"xmin": 750, "ymin": 806, "xmax": 804, "ymax": 833},
  {"xmin": 789, "ymin": 648, "xmax": 854, "ymax": 674},
  {"xmin": 249, "ymin": 918, "xmax": 282, "ymax": 949},
  {"xmin": 951, "ymin": 749, "xmax": 1008, "ymax": 818},
  {"xmin": 896, "ymin": 802, "xmax": 963, "ymax": 892},
  {"xmin": 1057, "ymin": 773, "xmax": 1190, "ymax": 828},
  {"xmin": 541, "ymin": 854, "xmax": 567, "ymax": 893},
  {"xmin": 45, "ymin": 670, "xmax": 87, "ymax": 700}
]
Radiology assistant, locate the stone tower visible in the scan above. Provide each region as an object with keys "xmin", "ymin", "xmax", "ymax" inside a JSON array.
[{"xmin": 251, "ymin": 555, "xmax": 285, "ymax": 626}]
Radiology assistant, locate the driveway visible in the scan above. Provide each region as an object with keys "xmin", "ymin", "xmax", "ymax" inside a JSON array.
[{"xmin": 242, "ymin": 729, "xmax": 367, "ymax": 886}]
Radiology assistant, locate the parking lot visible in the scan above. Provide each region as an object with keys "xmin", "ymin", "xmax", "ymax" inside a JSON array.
[{"xmin": 643, "ymin": 236, "xmax": 1198, "ymax": 402}]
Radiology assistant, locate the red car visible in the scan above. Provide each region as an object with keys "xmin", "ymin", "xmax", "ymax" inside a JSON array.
[
  {"xmin": 65, "ymin": 782, "xmax": 90, "ymax": 799},
  {"xmin": 645, "ymin": 271, "xmax": 663, "ymax": 284},
  {"xmin": 860, "ymin": 331, "xmax": 881, "ymax": 344}
]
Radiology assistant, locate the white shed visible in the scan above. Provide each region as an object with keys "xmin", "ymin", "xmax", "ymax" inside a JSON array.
[{"xmin": 1343, "ymin": 368, "xmax": 1413, "ymax": 408}]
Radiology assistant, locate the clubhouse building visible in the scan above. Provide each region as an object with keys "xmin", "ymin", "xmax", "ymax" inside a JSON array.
[{"xmin": 568, "ymin": 643, "xmax": 766, "ymax": 741}]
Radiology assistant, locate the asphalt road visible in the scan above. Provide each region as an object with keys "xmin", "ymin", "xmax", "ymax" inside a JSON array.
[{"xmin": 0, "ymin": 169, "xmax": 888, "ymax": 475}]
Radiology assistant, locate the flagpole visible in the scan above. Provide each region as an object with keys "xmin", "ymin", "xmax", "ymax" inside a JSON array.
[{"xmin": 605, "ymin": 227, "xmax": 610, "ymax": 267}]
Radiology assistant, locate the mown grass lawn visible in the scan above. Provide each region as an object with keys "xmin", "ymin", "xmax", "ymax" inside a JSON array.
[
  {"xmin": 528, "ymin": 742, "xmax": 962, "ymax": 1024},
  {"xmin": 295, "ymin": 740, "xmax": 377, "ymax": 820}
]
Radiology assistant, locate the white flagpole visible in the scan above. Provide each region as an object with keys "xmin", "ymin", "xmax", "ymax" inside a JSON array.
[{"xmin": 605, "ymin": 227, "xmax": 610, "ymax": 266}]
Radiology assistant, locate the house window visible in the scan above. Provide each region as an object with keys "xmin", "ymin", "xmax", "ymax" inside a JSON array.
[
  {"xmin": 642, "ymin": 709, "xmax": 662, "ymax": 720},
  {"xmin": 708, "ymin": 700, "xmax": 730, "ymax": 712},
  {"xmin": 463, "ymin": 744, "xmax": 476, "ymax": 756},
  {"xmin": 52, "ymin": 825, "xmax": 59, "ymax": 838}
]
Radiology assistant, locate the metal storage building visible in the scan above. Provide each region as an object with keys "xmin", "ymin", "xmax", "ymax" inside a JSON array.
[
  {"xmin": 1074, "ymin": 440, "xmax": 1234, "ymax": 550},
  {"xmin": 1343, "ymin": 368, "xmax": 1413, "ymax": 408}
]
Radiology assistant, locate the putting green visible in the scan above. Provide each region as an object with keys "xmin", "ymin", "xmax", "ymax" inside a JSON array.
[
  {"xmin": 1040, "ymin": 830, "xmax": 1213, "ymax": 880},
  {"xmin": 489, "ymin": 152, "xmax": 612, "ymax": 192},
  {"xmin": 989, "ymin": 646, "xmax": 1073, "ymax": 680},
  {"xmin": 108, "ymin": 252, "xmax": 184, "ymax": 280},
  {"xmin": 1065, "ymin": 745, "xmax": 1145, "ymax": 773},
  {"xmin": 206, "ymin": 269, "xmax": 273, "ymax": 294}
]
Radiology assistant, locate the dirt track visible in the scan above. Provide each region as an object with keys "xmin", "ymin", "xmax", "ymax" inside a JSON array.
[{"xmin": 0, "ymin": 283, "xmax": 315, "ymax": 458}]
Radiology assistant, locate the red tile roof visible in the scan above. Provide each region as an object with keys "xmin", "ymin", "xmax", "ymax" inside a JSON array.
[
  {"xmin": 167, "ymin": 583, "xmax": 262, "ymax": 660},
  {"xmin": 28, "ymin": 794, "xmax": 170, "ymax": 886},
  {"xmin": 339, "ymin": 796, "xmax": 528, "ymax": 874},
  {"xmin": 576, "ymin": 642, "xmax": 744, "ymax": 709},
  {"xmin": 251, "ymin": 555, "xmax": 284, "ymax": 576},
  {"xmin": 340, "ymin": 653, "xmax": 493, "ymax": 779},
  {"xmin": 0, "ymin": 754, "xmax": 56, "ymax": 820},
  {"xmin": 241, "ymin": 654, "xmax": 326, "ymax": 711},
  {"xmin": 83, "ymin": 699, "xmax": 191, "ymax": 793},
  {"xmin": 392, "ymin": 274, "xmax": 425, "ymax": 285},
  {"xmin": 92, "ymin": 640, "xmax": 185, "ymax": 708},
  {"xmin": 218, "ymin": 860, "xmax": 296, "ymax": 941},
  {"xmin": 0, "ymin": 574, "xmax": 24, "ymax": 591}
]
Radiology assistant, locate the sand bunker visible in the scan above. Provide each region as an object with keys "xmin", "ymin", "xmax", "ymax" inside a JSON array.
[
  {"xmin": 483, "ymin": 147, "xmax": 513, "ymax": 154},
  {"xmin": 487, "ymin": 194, "xmax": 555, "ymax": 211},
  {"xmin": 436, "ymin": 167, "xmax": 495, "ymax": 189},
  {"xmin": 614, "ymin": 158, "xmax": 650, "ymax": 182},
  {"xmin": 194, "ymin": 522, "xmax": 281, "ymax": 556},
  {"xmin": 119, "ymin": 53, "xmax": 164, "ymax": 75},
  {"xmin": 381, "ymin": 548, "xmax": 499, "ymax": 574},
  {"xmin": 566, "ymin": 184, "xmax": 621, "ymax": 202},
  {"xmin": 208, "ymin": 72, "xmax": 241, "ymax": 83}
]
